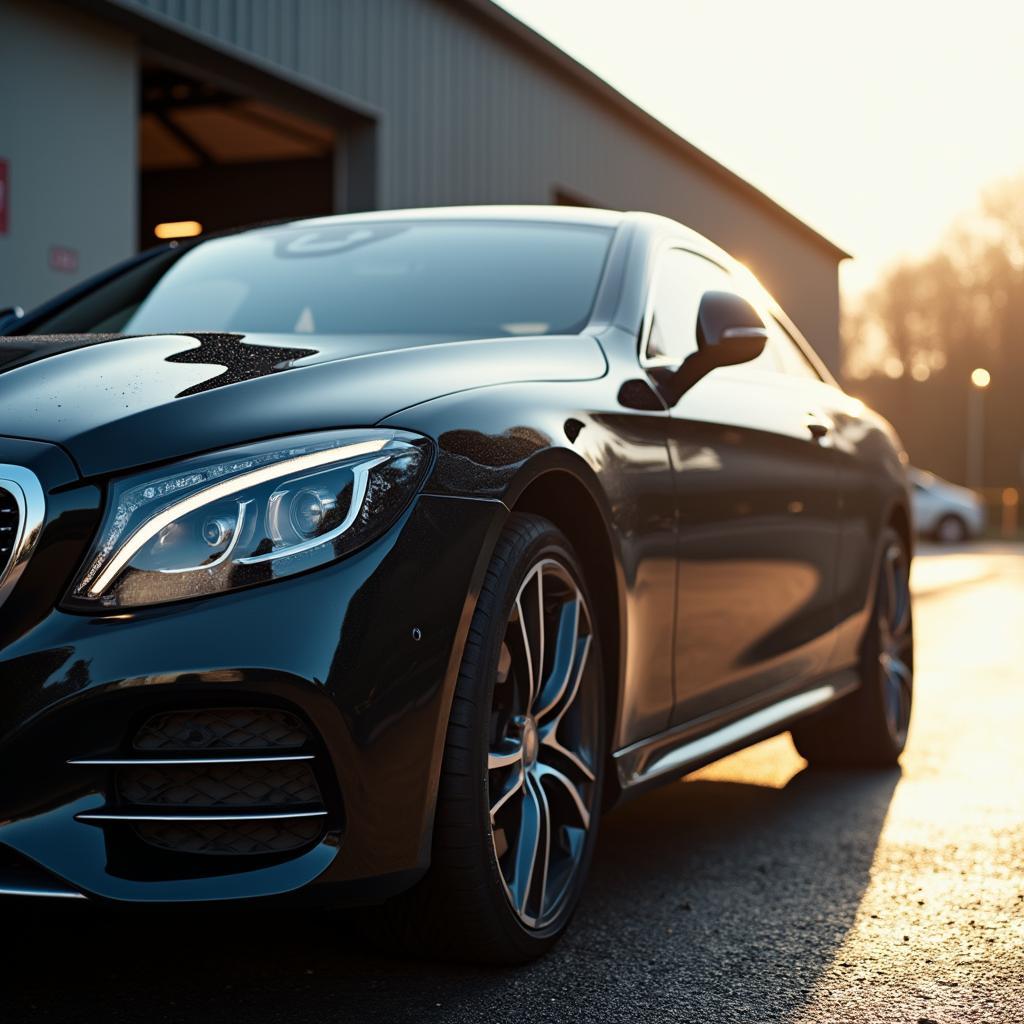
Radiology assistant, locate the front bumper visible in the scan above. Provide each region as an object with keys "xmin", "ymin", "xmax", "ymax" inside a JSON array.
[{"xmin": 0, "ymin": 436, "xmax": 504, "ymax": 904}]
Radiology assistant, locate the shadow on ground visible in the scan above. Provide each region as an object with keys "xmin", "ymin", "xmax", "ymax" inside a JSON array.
[{"xmin": 2, "ymin": 763, "xmax": 898, "ymax": 1024}]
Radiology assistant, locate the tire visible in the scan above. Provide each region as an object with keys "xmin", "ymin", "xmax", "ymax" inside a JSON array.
[
  {"xmin": 377, "ymin": 513, "xmax": 606, "ymax": 963},
  {"xmin": 790, "ymin": 526, "xmax": 913, "ymax": 767},
  {"xmin": 934, "ymin": 514, "xmax": 968, "ymax": 543}
]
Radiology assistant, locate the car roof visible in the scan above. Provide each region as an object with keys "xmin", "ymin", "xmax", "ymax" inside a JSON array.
[
  {"xmin": 289, "ymin": 204, "xmax": 627, "ymax": 230},
  {"xmin": 282, "ymin": 204, "xmax": 728, "ymax": 266}
]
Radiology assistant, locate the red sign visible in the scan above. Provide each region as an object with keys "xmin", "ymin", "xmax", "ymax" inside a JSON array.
[
  {"xmin": 48, "ymin": 245, "xmax": 79, "ymax": 273},
  {"xmin": 0, "ymin": 159, "xmax": 8, "ymax": 235}
]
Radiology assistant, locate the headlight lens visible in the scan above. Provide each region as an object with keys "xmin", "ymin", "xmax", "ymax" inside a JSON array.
[{"xmin": 68, "ymin": 430, "xmax": 431, "ymax": 609}]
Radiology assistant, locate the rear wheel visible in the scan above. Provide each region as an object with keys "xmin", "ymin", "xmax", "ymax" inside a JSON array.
[
  {"xmin": 383, "ymin": 513, "xmax": 605, "ymax": 962},
  {"xmin": 791, "ymin": 526, "xmax": 913, "ymax": 767}
]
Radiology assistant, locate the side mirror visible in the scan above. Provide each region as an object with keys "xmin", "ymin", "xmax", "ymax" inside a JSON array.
[
  {"xmin": 697, "ymin": 291, "xmax": 768, "ymax": 365},
  {"xmin": 663, "ymin": 291, "xmax": 768, "ymax": 404}
]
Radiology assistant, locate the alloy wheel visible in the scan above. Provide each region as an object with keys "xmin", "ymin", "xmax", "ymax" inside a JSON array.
[
  {"xmin": 877, "ymin": 540, "xmax": 913, "ymax": 745},
  {"xmin": 487, "ymin": 557, "xmax": 599, "ymax": 929}
]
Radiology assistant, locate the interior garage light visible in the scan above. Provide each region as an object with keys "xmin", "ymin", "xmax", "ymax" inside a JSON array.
[{"xmin": 154, "ymin": 220, "xmax": 203, "ymax": 239}]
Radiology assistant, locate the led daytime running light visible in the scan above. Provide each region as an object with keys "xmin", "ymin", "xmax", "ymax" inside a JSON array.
[{"xmin": 86, "ymin": 438, "xmax": 388, "ymax": 597}]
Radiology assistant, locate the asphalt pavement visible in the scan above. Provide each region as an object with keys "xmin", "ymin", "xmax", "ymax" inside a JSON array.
[{"xmin": 4, "ymin": 543, "xmax": 1022, "ymax": 1023}]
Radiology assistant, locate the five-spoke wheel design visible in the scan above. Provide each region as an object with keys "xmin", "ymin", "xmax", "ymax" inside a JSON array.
[
  {"xmin": 487, "ymin": 558, "xmax": 598, "ymax": 929},
  {"xmin": 877, "ymin": 538, "xmax": 913, "ymax": 746}
]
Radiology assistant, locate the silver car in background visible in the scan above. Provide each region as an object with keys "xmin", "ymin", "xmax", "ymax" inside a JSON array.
[{"xmin": 910, "ymin": 468, "xmax": 986, "ymax": 542}]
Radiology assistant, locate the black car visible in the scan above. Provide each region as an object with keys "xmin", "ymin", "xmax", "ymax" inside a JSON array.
[{"xmin": 0, "ymin": 207, "xmax": 913, "ymax": 962}]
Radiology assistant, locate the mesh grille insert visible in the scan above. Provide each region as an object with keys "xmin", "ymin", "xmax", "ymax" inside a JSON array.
[
  {"xmin": 115, "ymin": 707, "xmax": 329, "ymax": 857},
  {"xmin": 0, "ymin": 487, "xmax": 19, "ymax": 579},
  {"xmin": 135, "ymin": 817, "xmax": 322, "ymax": 856},
  {"xmin": 133, "ymin": 708, "xmax": 309, "ymax": 751},
  {"xmin": 118, "ymin": 760, "xmax": 321, "ymax": 807}
]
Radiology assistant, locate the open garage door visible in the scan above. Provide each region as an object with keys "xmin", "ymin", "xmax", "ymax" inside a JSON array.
[{"xmin": 139, "ymin": 63, "xmax": 336, "ymax": 246}]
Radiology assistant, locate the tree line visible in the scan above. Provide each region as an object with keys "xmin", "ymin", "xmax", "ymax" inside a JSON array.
[{"xmin": 844, "ymin": 174, "xmax": 1024, "ymax": 488}]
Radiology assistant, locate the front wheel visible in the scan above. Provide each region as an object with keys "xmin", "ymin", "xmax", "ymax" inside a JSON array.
[
  {"xmin": 384, "ymin": 513, "xmax": 605, "ymax": 963},
  {"xmin": 791, "ymin": 526, "xmax": 913, "ymax": 767}
]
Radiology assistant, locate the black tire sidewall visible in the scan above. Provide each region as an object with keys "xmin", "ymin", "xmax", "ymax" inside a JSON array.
[
  {"xmin": 449, "ymin": 517, "xmax": 606, "ymax": 957},
  {"xmin": 790, "ymin": 525, "xmax": 913, "ymax": 767},
  {"xmin": 872, "ymin": 527, "xmax": 914, "ymax": 751}
]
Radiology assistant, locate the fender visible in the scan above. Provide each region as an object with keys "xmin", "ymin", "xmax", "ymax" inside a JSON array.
[{"xmin": 399, "ymin": 440, "xmax": 635, "ymax": 865}]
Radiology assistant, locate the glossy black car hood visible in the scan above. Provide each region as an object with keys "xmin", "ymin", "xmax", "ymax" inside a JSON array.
[{"xmin": 0, "ymin": 332, "xmax": 607, "ymax": 478}]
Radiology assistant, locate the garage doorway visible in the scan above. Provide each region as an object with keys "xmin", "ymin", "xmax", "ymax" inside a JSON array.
[{"xmin": 138, "ymin": 62, "xmax": 336, "ymax": 247}]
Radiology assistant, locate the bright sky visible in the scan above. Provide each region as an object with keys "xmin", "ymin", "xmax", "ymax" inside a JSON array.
[{"xmin": 497, "ymin": 0, "xmax": 1024, "ymax": 299}]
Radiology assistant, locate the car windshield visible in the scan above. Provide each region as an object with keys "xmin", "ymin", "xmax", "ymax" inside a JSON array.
[{"xmin": 27, "ymin": 219, "xmax": 614, "ymax": 340}]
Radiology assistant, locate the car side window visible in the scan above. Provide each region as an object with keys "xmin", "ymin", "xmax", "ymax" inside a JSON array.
[
  {"xmin": 644, "ymin": 249, "xmax": 732, "ymax": 366},
  {"xmin": 765, "ymin": 317, "xmax": 824, "ymax": 381}
]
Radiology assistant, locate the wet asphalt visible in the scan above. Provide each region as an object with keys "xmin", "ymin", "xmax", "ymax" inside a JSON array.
[{"xmin": 3, "ymin": 543, "xmax": 1022, "ymax": 1023}]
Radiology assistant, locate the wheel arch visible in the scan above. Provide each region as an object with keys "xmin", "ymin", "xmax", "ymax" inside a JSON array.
[
  {"xmin": 504, "ymin": 463, "xmax": 626, "ymax": 804},
  {"xmin": 857, "ymin": 496, "xmax": 914, "ymax": 629},
  {"xmin": 886, "ymin": 498, "xmax": 914, "ymax": 560}
]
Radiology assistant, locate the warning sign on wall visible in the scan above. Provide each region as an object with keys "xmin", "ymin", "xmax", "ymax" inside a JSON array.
[{"xmin": 49, "ymin": 246, "xmax": 78, "ymax": 273}]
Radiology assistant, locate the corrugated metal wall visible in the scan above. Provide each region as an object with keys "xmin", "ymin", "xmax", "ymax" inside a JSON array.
[
  {"xmin": 122, "ymin": 0, "xmax": 842, "ymax": 367},
  {"xmin": 0, "ymin": 0, "xmax": 137, "ymax": 310}
]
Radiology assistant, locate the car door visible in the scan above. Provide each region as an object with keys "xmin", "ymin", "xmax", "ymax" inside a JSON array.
[{"xmin": 641, "ymin": 248, "xmax": 844, "ymax": 725}]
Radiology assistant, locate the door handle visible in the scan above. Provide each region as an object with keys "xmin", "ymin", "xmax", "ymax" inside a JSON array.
[{"xmin": 806, "ymin": 416, "xmax": 831, "ymax": 441}]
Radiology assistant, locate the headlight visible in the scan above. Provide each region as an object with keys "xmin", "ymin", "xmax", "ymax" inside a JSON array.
[{"xmin": 67, "ymin": 430, "xmax": 432, "ymax": 609}]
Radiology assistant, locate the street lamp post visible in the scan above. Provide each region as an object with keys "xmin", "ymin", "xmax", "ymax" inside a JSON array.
[{"xmin": 967, "ymin": 367, "xmax": 991, "ymax": 489}]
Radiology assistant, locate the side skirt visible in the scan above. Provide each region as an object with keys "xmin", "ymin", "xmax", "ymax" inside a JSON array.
[{"xmin": 612, "ymin": 670, "xmax": 859, "ymax": 797}]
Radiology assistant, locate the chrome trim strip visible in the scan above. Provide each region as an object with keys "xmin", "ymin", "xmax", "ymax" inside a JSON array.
[
  {"xmin": 0, "ymin": 464, "xmax": 46, "ymax": 610},
  {"xmin": 68, "ymin": 754, "xmax": 314, "ymax": 766},
  {"xmin": 0, "ymin": 883, "xmax": 87, "ymax": 900},
  {"xmin": 77, "ymin": 809, "xmax": 328, "ymax": 822},
  {"xmin": 615, "ymin": 683, "xmax": 841, "ymax": 788}
]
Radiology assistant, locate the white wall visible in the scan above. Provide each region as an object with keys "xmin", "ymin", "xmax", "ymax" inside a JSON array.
[{"xmin": 0, "ymin": 0, "xmax": 136, "ymax": 311}]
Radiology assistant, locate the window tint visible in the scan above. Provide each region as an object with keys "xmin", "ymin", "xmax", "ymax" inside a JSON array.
[
  {"xmin": 645, "ymin": 249, "xmax": 732, "ymax": 365},
  {"xmin": 29, "ymin": 220, "xmax": 614, "ymax": 339},
  {"xmin": 766, "ymin": 317, "xmax": 822, "ymax": 381}
]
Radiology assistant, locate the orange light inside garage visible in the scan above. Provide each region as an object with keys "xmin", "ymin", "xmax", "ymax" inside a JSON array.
[{"xmin": 153, "ymin": 220, "xmax": 203, "ymax": 239}]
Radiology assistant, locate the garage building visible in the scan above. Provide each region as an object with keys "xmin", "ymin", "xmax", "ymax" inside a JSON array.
[{"xmin": 0, "ymin": 0, "xmax": 848, "ymax": 369}]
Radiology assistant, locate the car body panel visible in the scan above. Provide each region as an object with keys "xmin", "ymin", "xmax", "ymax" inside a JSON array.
[
  {"xmin": 0, "ymin": 477, "xmax": 505, "ymax": 900},
  {"xmin": 0, "ymin": 331, "xmax": 606, "ymax": 477},
  {"xmin": 664, "ymin": 368, "xmax": 843, "ymax": 723},
  {"xmin": 0, "ymin": 207, "xmax": 912, "ymax": 906},
  {"xmin": 382, "ymin": 323, "xmax": 679, "ymax": 750},
  {"xmin": 826, "ymin": 400, "xmax": 913, "ymax": 669}
]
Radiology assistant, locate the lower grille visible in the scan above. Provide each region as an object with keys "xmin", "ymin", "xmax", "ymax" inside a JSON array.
[
  {"xmin": 135, "ymin": 816, "xmax": 323, "ymax": 856},
  {"xmin": 118, "ymin": 759, "xmax": 320, "ymax": 807},
  {"xmin": 73, "ymin": 706, "xmax": 330, "ymax": 857},
  {"xmin": 0, "ymin": 487, "xmax": 19, "ymax": 580},
  {"xmin": 133, "ymin": 707, "xmax": 308, "ymax": 751}
]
